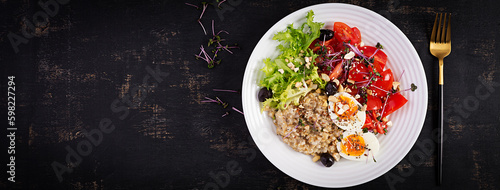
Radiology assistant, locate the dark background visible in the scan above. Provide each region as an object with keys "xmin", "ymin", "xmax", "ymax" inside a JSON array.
[{"xmin": 1, "ymin": 0, "xmax": 499, "ymax": 189}]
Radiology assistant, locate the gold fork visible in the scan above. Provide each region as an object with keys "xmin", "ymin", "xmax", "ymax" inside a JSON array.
[{"xmin": 429, "ymin": 13, "xmax": 451, "ymax": 186}]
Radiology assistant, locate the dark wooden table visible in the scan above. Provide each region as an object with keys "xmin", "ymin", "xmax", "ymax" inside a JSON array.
[{"xmin": 1, "ymin": 0, "xmax": 499, "ymax": 189}]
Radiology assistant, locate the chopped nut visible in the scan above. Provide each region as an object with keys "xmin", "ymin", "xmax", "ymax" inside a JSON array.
[
  {"xmin": 332, "ymin": 79, "xmax": 340, "ymax": 85},
  {"xmin": 278, "ymin": 69, "xmax": 284, "ymax": 74},
  {"xmin": 305, "ymin": 57, "xmax": 310, "ymax": 63},
  {"xmin": 295, "ymin": 82, "xmax": 302, "ymax": 88},
  {"xmin": 333, "ymin": 153, "xmax": 340, "ymax": 162},
  {"xmin": 287, "ymin": 62, "xmax": 295, "ymax": 69},
  {"xmin": 305, "ymin": 79, "xmax": 312, "ymax": 84},
  {"xmin": 300, "ymin": 50, "xmax": 305, "ymax": 53},
  {"xmin": 393, "ymin": 81, "xmax": 400, "ymax": 90},
  {"xmin": 347, "ymin": 79, "xmax": 355, "ymax": 84},
  {"xmin": 321, "ymin": 73, "xmax": 330, "ymax": 82},
  {"xmin": 322, "ymin": 101, "xmax": 328, "ymax": 107},
  {"xmin": 328, "ymin": 96, "xmax": 338, "ymax": 102},
  {"xmin": 338, "ymin": 85, "xmax": 345, "ymax": 92},
  {"xmin": 311, "ymin": 84, "xmax": 318, "ymax": 89},
  {"xmin": 293, "ymin": 67, "xmax": 300, "ymax": 72},
  {"xmin": 316, "ymin": 88, "xmax": 321, "ymax": 94},
  {"xmin": 366, "ymin": 89, "xmax": 372, "ymax": 95},
  {"xmin": 362, "ymin": 105, "xmax": 367, "ymax": 111},
  {"xmin": 337, "ymin": 108, "xmax": 345, "ymax": 115},
  {"xmin": 382, "ymin": 117, "xmax": 388, "ymax": 122},
  {"xmin": 299, "ymin": 105, "xmax": 305, "ymax": 109},
  {"xmin": 386, "ymin": 121, "xmax": 393, "ymax": 127},
  {"xmin": 354, "ymin": 94, "xmax": 360, "ymax": 99},
  {"xmin": 344, "ymin": 51, "xmax": 355, "ymax": 59},
  {"xmin": 312, "ymin": 154, "xmax": 321, "ymax": 162},
  {"xmin": 342, "ymin": 104, "xmax": 349, "ymax": 110},
  {"xmin": 305, "ymin": 62, "xmax": 311, "ymax": 69},
  {"xmin": 346, "ymin": 88, "xmax": 352, "ymax": 93},
  {"xmin": 285, "ymin": 58, "xmax": 289, "ymax": 63}
]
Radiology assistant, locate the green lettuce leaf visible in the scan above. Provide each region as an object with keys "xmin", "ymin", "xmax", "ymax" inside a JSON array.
[{"xmin": 259, "ymin": 10, "xmax": 326, "ymax": 110}]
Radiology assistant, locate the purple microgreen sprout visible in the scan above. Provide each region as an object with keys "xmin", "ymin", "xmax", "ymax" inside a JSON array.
[
  {"xmin": 232, "ymin": 107, "xmax": 244, "ymax": 115},
  {"xmin": 217, "ymin": 0, "xmax": 226, "ymax": 8},
  {"xmin": 213, "ymin": 89, "xmax": 239, "ymax": 93},
  {"xmin": 283, "ymin": 124, "xmax": 299, "ymax": 139},
  {"xmin": 195, "ymin": 20, "xmax": 238, "ymax": 68}
]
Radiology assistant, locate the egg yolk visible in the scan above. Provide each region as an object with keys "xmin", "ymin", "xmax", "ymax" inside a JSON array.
[
  {"xmin": 337, "ymin": 95, "xmax": 359, "ymax": 120},
  {"xmin": 340, "ymin": 134, "xmax": 366, "ymax": 156}
]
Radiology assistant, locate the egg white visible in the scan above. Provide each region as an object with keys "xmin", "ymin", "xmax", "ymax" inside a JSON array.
[
  {"xmin": 327, "ymin": 92, "xmax": 366, "ymax": 131},
  {"xmin": 336, "ymin": 131, "xmax": 380, "ymax": 162}
]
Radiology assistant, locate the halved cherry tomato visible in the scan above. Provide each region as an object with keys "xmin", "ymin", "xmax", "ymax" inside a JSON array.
[
  {"xmin": 369, "ymin": 69, "xmax": 394, "ymax": 97},
  {"xmin": 312, "ymin": 44, "xmax": 334, "ymax": 55},
  {"xmin": 333, "ymin": 22, "xmax": 360, "ymax": 45},
  {"xmin": 329, "ymin": 62, "xmax": 343, "ymax": 80},
  {"xmin": 352, "ymin": 27, "xmax": 362, "ymax": 45},
  {"xmin": 325, "ymin": 37, "xmax": 344, "ymax": 52},
  {"xmin": 363, "ymin": 114, "xmax": 374, "ymax": 130},
  {"xmin": 375, "ymin": 122, "xmax": 386, "ymax": 134},
  {"xmin": 348, "ymin": 61, "xmax": 370, "ymax": 84},
  {"xmin": 366, "ymin": 95, "xmax": 382, "ymax": 111},
  {"xmin": 359, "ymin": 46, "xmax": 388, "ymax": 72},
  {"xmin": 381, "ymin": 93, "xmax": 408, "ymax": 118}
]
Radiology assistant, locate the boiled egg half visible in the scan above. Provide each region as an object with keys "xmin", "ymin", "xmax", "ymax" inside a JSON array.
[
  {"xmin": 336, "ymin": 130, "xmax": 380, "ymax": 162},
  {"xmin": 328, "ymin": 92, "xmax": 366, "ymax": 131}
]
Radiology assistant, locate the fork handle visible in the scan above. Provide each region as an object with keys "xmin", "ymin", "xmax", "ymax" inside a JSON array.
[
  {"xmin": 438, "ymin": 58, "xmax": 444, "ymax": 185},
  {"xmin": 437, "ymin": 83, "xmax": 443, "ymax": 185}
]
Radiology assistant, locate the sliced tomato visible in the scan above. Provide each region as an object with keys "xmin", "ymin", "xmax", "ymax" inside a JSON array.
[
  {"xmin": 381, "ymin": 93, "xmax": 408, "ymax": 118},
  {"xmin": 359, "ymin": 46, "xmax": 388, "ymax": 72},
  {"xmin": 366, "ymin": 95, "xmax": 382, "ymax": 111},
  {"xmin": 375, "ymin": 122, "xmax": 386, "ymax": 134},
  {"xmin": 363, "ymin": 113, "xmax": 374, "ymax": 130},
  {"xmin": 324, "ymin": 37, "xmax": 344, "ymax": 52},
  {"xmin": 348, "ymin": 61, "xmax": 370, "ymax": 83},
  {"xmin": 333, "ymin": 22, "xmax": 360, "ymax": 45},
  {"xmin": 369, "ymin": 69, "xmax": 394, "ymax": 97},
  {"xmin": 329, "ymin": 62, "xmax": 343, "ymax": 80},
  {"xmin": 352, "ymin": 27, "xmax": 362, "ymax": 46}
]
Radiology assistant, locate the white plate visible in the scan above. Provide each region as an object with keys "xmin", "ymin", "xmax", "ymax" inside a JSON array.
[{"xmin": 241, "ymin": 3, "xmax": 428, "ymax": 188}]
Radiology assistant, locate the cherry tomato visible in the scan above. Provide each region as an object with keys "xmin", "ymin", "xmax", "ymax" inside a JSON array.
[
  {"xmin": 308, "ymin": 39, "xmax": 320, "ymax": 50},
  {"xmin": 352, "ymin": 27, "xmax": 362, "ymax": 45},
  {"xmin": 366, "ymin": 95, "xmax": 382, "ymax": 111},
  {"xmin": 333, "ymin": 22, "xmax": 360, "ymax": 45},
  {"xmin": 369, "ymin": 69, "xmax": 394, "ymax": 97},
  {"xmin": 363, "ymin": 114, "xmax": 374, "ymax": 130},
  {"xmin": 329, "ymin": 61, "xmax": 343, "ymax": 80},
  {"xmin": 381, "ymin": 93, "xmax": 408, "ymax": 118},
  {"xmin": 312, "ymin": 44, "xmax": 334, "ymax": 55},
  {"xmin": 348, "ymin": 61, "xmax": 370, "ymax": 84},
  {"xmin": 359, "ymin": 46, "xmax": 388, "ymax": 72}
]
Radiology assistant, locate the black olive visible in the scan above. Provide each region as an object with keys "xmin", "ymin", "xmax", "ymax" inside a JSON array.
[
  {"xmin": 258, "ymin": 87, "xmax": 273, "ymax": 102},
  {"xmin": 320, "ymin": 153, "xmax": 335, "ymax": 167},
  {"xmin": 325, "ymin": 82, "xmax": 338, "ymax": 96},
  {"xmin": 319, "ymin": 29, "xmax": 334, "ymax": 41}
]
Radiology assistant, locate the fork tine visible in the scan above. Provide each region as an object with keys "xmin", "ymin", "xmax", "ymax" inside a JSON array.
[
  {"xmin": 436, "ymin": 13, "xmax": 443, "ymax": 43},
  {"xmin": 446, "ymin": 13, "xmax": 451, "ymax": 43},
  {"xmin": 440, "ymin": 13, "xmax": 448, "ymax": 43},
  {"xmin": 431, "ymin": 13, "xmax": 438, "ymax": 42}
]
